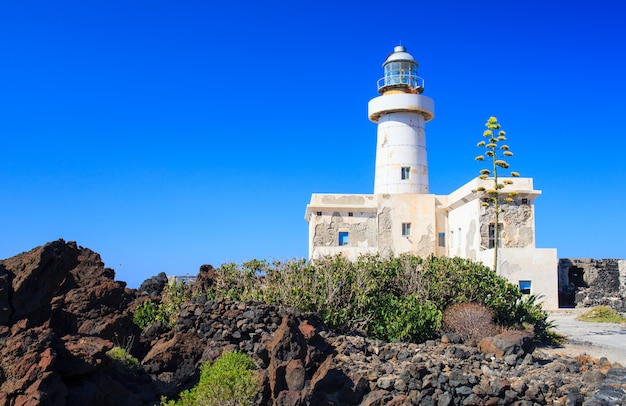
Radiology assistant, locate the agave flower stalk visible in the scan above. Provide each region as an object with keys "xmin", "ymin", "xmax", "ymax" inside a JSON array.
[{"xmin": 474, "ymin": 116, "xmax": 520, "ymax": 272}]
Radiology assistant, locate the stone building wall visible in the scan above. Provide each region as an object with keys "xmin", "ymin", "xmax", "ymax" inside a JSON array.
[
  {"xmin": 558, "ymin": 258, "xmax": 626, "ymax": 311},
  {"xmin": 479, "ymin": 201, "xmax": 534, "ymax": 249}
]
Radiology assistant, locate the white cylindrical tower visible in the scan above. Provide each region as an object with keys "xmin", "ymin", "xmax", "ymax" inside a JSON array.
[{"xmin": 368, "ymin": 46, "xmax": 435, "ymax": 194}]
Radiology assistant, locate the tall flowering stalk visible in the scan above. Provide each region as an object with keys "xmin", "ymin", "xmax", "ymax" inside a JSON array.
[{"xmin": 474, "ymin": 116, "xmax": 520, "ymax": 272}]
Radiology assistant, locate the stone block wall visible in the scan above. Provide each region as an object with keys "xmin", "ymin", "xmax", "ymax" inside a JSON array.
[{"xmin": 558, "ymin": 258, "xmax": 626, "ymax": 311}]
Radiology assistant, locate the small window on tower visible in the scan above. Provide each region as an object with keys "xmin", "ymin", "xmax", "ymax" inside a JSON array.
[
  {"xmin": 402, "ymin": 223, "xmax": 411, "ymax": 236},
  {"xmin": 338, "ymin": 232, "xmax": 349, "ymax": 246},
  {"xmin": 522, "ymin": 198, "xmax": 529, "ymax": 205},
  {"xmin": 401, "ymin": 167, "xmax": 410, "ymax": 180},
  {"xmin": 316, "ymin": 211, "xmax": 322, "ymax": 216},
  {"xmin": 348, "ymin": 212, "xmax": 353, "ymax": 217}
]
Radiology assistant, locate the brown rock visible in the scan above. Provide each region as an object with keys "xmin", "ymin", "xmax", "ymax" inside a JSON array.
[
  {"xmin": 191, "ymin": 264, "xmax": 217, "ymax": 296},
  {"xmin": 285, "ymin": 359, "xmax": 306, "ymax": 391},
  {"xmin": 298, "ymin": 319, "xmax": 317, "ymax": 341},
  {"xmin": 478, "ymin": 330, "xmax": 534, "ymax": 358},
  {"xmin": 269, "ymin": 316, "xmax": 308, "ymax": 364},
  {"xmin": 387, "ymin": 394, "xmax": 413, "ymax": 405},
  {"xmin": 3, "ymin": 240, "xmax": 80, "ymax": 326},
  {"xmin": 274, "ymin": 390, "xmax": 303, "ymax": 406},
  {"xmin": 142, "ymin": 331, "xmax": 204, "ymax": 375},
  {"xmin": 0, "ymin": 267, "xmax": 11, "ymax": 325},
  {"xmin": 268, "ymin": 315, "xmax": 309, "ymax": 399},
  {"xmin": 54, "ymin": 335, "xmax": 113, "ymax": 376},
  {"xmin": 361, "ymin": 390, "xmax": 393, "ymax": 406}
]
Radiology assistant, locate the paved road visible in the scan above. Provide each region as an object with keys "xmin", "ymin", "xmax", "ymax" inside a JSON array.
[{"xmin": 545, "ymin": 309, "xmax": 626, "ymax": 366}]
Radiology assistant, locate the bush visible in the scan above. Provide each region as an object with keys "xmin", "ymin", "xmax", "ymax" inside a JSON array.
[
  {"xmin": 371, "ymin": 294, "xmax": 442, "ymax": 342},
  {"xmin": 133, "ymin": 281, "xmax": 192, "ymax": 329},
  {"xmin": 162, "ymin": 351, "xmax": 257, "ymax": 406},
  {"xmin": 442, "ymin": 302, "xmax": 498, "ymax": 342},
  {"xmin": 133, "ymin": 299, "xmax": 163, "ymax": 329},
  {"xmin": 203, "ymin": 254, "xmax": 552, "ymax": 343},
  {"xmin": 106, "ymin": 346, "xmax": 139, "ymax": 371}
]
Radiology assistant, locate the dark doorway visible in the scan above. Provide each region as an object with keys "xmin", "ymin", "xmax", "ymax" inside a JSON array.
[
  {"xmin": 559, "ymin": 265, "xmax": 587, "ymax": 308},
  {"xmin": 568, "ymin": 266, "xmax": 586, "ymax": 287}
]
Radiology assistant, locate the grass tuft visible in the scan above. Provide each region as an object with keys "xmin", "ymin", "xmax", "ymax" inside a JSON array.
[{"xmin": 576, "ymin": 306, "xmax": 626, "ymax": 324}]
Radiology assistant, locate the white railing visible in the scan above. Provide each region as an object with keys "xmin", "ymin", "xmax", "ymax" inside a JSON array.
[{"xmin": 377, "ymin": 75, "xmax": 424, "ymax": 91}]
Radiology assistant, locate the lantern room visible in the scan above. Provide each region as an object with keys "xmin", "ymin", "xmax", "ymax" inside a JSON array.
[{"xmin": 377, "ymin": 45, "xmax": 424, "ymax": 94}]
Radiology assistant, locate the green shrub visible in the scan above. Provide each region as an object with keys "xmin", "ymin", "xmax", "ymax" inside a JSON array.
[
  {"xmin": 133, "ymin": 299, "xmax": 162, "ymax": 329},
  {"xmin": 371, "ymin": 294, "xmax": 442, "ymax": 342},
  {"xmin": 106, "ymin": 346, "xmax": 139, "ymax": 371},
  {"xmin": 162, "ymin": 351, "xmax": 257, "ymax": 406},
  {"xmin": 133, "ymin": 281, "xmax": 192, "ymax": 329}
]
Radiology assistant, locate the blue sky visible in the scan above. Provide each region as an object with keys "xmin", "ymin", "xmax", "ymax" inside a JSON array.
[{"xmin": 1, "ymin": 1, "xmax": 624, "ymax": 288}]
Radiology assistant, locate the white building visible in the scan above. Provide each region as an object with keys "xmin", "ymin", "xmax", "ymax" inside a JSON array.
[{"xmin": 304, "ymin": 46, "xmax": 559, "ymax": 309}]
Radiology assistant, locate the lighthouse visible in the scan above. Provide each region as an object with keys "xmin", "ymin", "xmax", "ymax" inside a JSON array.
[
  {"xmin": 368, "ymin": 46, "xmax": 434, "ymax": 194},
  {"xmin": 304, "ymin": 46, "xmax": 558, "ymax": 310}
]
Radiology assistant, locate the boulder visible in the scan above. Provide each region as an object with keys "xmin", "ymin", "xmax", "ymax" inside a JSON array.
[
  {"xmin": 478, "ymin": 330, "xmax": 535, "ymax": 359},
  {"xmin": 137, "ymin": 272, "xmax": 168, "ymax": 296}
]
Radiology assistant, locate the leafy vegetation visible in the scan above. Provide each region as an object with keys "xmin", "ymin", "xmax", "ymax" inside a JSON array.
[
  {"xmin": 106, "ymin": 345, "xmax": 140, "ymax": 371},
  {"xmin": 201, "ymin": 253, "xmax": 553, "ymax": 343},
  {"xmin": 133, "ymin": 281, "xmax": 192, "ymax": 329},
  {"xmin": 161, "ymin": 351, "xmax": 257, "ymax": 406},
  {"xmin": 577, "ymin": 306, "xmax": 626, "ymax": 324}
]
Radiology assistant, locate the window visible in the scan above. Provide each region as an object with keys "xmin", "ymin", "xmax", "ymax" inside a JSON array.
[
  {"xmin": 348, "ymin": 212, "xmax": 353, "ymax": 217},
  {"xmin": 401, "ymin": 167, "xmax": 410, "ymax": 180},
  {"xmin": 384, "ymin": 59, "xmax": 420, "ymax": 88},
  {"xmin": 519, "ymin": 280, "xmax": 531, "ymax": 295},
  {"xmin": 338, "ymin": 232, "xmax": 349, "ymax": 246},
  {"xmin": 488, "ymin": 223, "xmax": 502, "ymax": 248},
  {"xmin": 402, "ymin": 223, "xmax": 411, "ymax": 236},
  {"xmin": 438, "ymin": 233, "xmax": 445, "ymax": 247},
  {"xmin": 521, "ymin": 198, "xmax": 529, "ymax": 205},
  {"xmin": 316, "ymin": 211, "xmax": 322, "ymax": 216}
]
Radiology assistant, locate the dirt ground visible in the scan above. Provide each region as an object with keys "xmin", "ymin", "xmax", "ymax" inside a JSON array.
[{"xmin": 541, "ymin": 308, "xmax": 626, "ymax": 366}]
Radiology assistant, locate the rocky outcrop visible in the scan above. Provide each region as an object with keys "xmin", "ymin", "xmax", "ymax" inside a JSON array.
[
  {"xmin": 0, "ymin": 240, "xmax": 150, "ymax": 405},
  {"xmin": 1, "ymin": 240, "xmax": 624, "ymax": 405}
]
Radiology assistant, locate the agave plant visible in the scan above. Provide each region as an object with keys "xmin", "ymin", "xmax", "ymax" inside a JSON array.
[{"xmin": 474, "ymin": 116, "xmax": 520, "ymax": 272}]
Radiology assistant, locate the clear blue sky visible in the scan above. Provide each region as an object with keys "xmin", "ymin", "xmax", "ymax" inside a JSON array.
[{"xmin": 1, "ymin": 1, "xmax": 624, "ymax": 288}]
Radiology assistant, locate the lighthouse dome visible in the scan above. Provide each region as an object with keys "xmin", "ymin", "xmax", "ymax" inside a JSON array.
[{"xmin": 383, "ymin": 45, "xmax": 416, "ymax": 65}]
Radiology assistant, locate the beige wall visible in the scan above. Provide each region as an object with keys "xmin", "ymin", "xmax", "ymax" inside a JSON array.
[
  {"xmin": 376, "ymin": 194, "xmax": 437, "ymax": 257},
  {"xmin": 447, "ymin": 198, "xmax": 481, "ymax": 259},
  {"xmin": 305, "ymin": 194, "xmax": 378, "ymax": 260},
  {"xmin": 306, "ymin": 193, "xmax": 438, "ymax": 259},
  {"xmin": 478, "ymin": 248, "xmax": 559, "ymax": 310}
]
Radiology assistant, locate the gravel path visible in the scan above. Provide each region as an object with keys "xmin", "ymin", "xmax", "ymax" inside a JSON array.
[{"xmin": 542, "ymin": 308, "xmax": 626, "ymax": 366}]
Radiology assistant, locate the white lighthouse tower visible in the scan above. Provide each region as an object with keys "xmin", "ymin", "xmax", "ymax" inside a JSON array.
[{"xmin": 368, "ymin": 46, "xmax": 435, "ymax": 194}]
